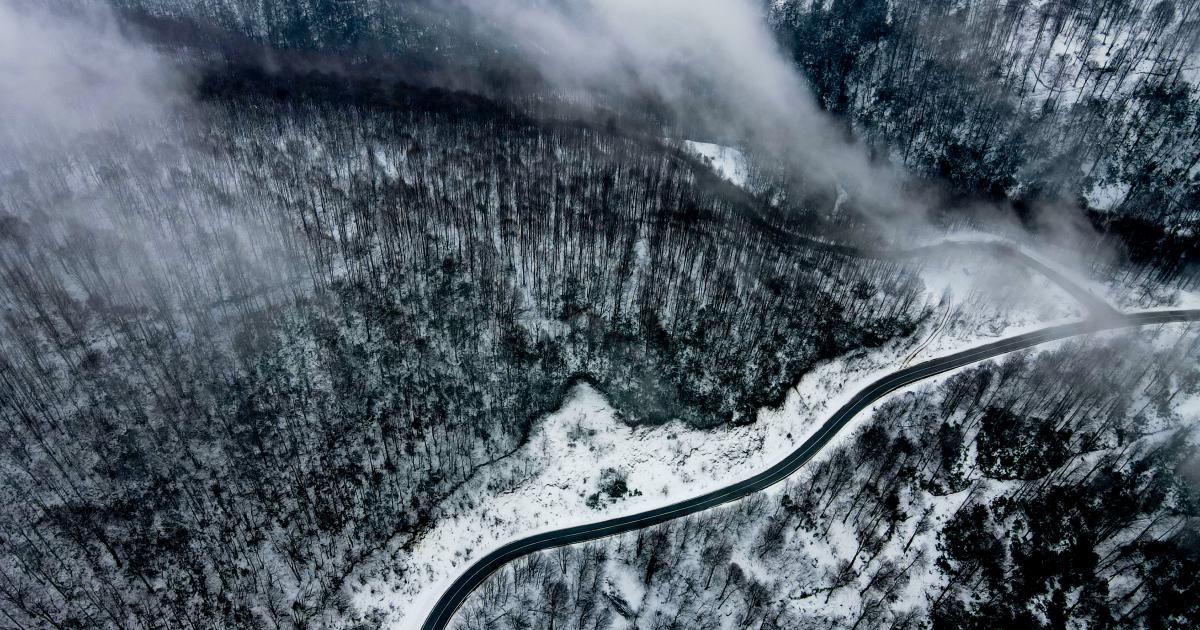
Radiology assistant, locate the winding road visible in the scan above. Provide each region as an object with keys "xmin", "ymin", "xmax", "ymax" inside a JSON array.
[
  {"xmin": 421, "ymin": 308, "xmax": 1200, "ymax": 630},
  {"xmin": 763, "ymin": 230, "xmax": 1121, "ymax": 319}
]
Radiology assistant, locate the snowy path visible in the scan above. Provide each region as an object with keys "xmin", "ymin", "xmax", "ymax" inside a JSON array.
[{"xmin": 772, "ymin": 230, "xmax": 1120, "ymax": 320}]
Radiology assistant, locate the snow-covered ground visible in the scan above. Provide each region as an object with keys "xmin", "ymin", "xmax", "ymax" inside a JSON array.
[
  {"xmin": 1033, "ymin": 238, "xmax": 1200, "ymax": 312},
  {"xmin": 1104, "ymin": 276, "xmax": 1200, "ymax": 312},
  {"xmin": 677, "ymin": 139, "xmax": 1167, "ymax": 318},
  {"xmin": 348, "ymin": 243, "xmax": 1093, "ymax": 628},
  {"xmin": 774, "ymin": 322, "xmax": 1200, "ymax": 625},
  {"xmin": 586, "ymin": 322, "xmax": 1199, "ymax": 628},
  {"xmin": 682, "ymin": 140, "xmax": 750, "ymax": 187},
  {"xmin": 912, "ymin": 227, "xmax": 1199, "ymax": 315}
]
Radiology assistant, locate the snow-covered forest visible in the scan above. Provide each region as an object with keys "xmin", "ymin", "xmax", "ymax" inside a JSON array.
[
  {"xmin": 0, "ymin": 66, "xmax": 925, "ymax": 628},
  {"xmin": 770, "ymin": 0, "xmax": 1200, "ymax": 278},
  {"xmin": 0, "ymin": 1, "xmax": 1197, "ymax": 629},
  {"xmin": 454, "ymin": 327, "xmax": 1200, "ymax": 629}
]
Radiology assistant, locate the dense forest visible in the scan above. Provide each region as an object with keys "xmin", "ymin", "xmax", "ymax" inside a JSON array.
[
  {"xmin": 771, "ymin": 0, "xmax": 1200, "ymax": 282},
  {"xmin": 0, "ymin": 1, "xmax": 1197, "ymax": 629},
  {"xmin": 57, "ymin": 0, "xmax": 1200, "ymax": 288},
  {"xmin": 455, "ymin": 328, "xmax": 1200, "ymax": 628},
  {"xmin": 0, "ymin": 68, "xmax": 923, "ymax": 627}
]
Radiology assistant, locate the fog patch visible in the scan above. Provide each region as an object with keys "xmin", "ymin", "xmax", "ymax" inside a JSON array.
[
  {"xmin": 0, "ymin": 1, "xmax": 303, "ymax": 319},
  {"xmin": 0, "ymin": 1, "xmax": 185, "ymax": 153},
  {"xmin": 457, "ymin": 0, "xmax": 919, "ymax": 228}
]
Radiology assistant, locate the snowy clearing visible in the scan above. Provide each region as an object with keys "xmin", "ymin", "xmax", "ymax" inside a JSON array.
[{"xmin": 681, "ymin": 140, "xmax": 750, "ymax": 188}]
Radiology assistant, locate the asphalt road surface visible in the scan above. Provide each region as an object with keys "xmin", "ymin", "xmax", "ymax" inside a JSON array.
[{"xmin": 422, "ymin": 308, "xmax": 1200, "ymax": 630}]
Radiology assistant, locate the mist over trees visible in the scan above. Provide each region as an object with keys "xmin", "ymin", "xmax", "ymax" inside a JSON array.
[
  {"xmin": 86, "ymin": 0, "xmax": 1200, "ymax": 286},
  {"xmin": 772, "ymin": 0, "xmax": 1200, "ymax": 284},
  {"xmin": 0, "ymin": 1, "xmax": 1197, "ymax": 629},
  {"xmin": 0, "ymin": 63, "xmax": 926, "ymax": 626}
]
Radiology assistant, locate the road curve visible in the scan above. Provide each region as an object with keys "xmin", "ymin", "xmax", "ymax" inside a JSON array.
[
  {"xmin": 757, "ymin": 226, "xmax": 1121, "ymax": 319},
  {"xmin": 681, "ymin": 152, "xmax": 1117, "ymax": 318},
  {"xmin": 422, "ymin": 309, "xmax": 1200, "ymax": 630}
]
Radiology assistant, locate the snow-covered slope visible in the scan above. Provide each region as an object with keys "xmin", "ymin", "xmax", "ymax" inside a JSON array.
[
  {"xmin": 682, "ymin": 140, "xmax": 750, "ymax": 187},
  {"xmin": 348, "ymin": 242, "xmax": 1090, "ymax": 627}
]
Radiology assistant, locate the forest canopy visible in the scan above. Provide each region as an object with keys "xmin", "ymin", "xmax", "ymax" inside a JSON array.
[{"xmin": 0, "ymin": 1, "xmax": 1197, "ymax": 629}]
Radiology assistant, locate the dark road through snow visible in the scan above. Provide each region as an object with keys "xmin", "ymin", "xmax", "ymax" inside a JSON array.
[{"xmin": 422, "ymin": 309, "xmax": 1200, "ymax": 630}]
